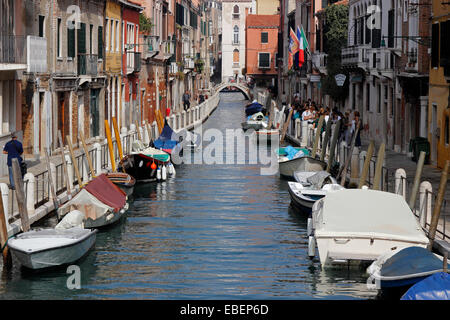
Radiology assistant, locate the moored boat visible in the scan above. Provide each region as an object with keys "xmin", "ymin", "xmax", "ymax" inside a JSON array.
[
  {"xmin": 367, "ymin": 246, "xmax": 449, "ymax": 290},
  {"xmin": 309, "ymin": 189, "xmax": 429, "ymax": 269},
  {"xmin": 8, "ymin": 227, "xmax": 97, "ymax": 270},
  {"xmin": 279, "ymin": 155, "xmax": 326, "ymax": 180},
  {"xmin": 288, "ymin": 171, "xmax": 344, "ymax": 213},
  {"xmin": 241, "ymin": 112, "xmax": 267, "ymax": 131},
  {"xmin": 256, "ymin": 129, "xmax": 279, "ymax": 144},
  {"xmin": 58, "ymin": 174, "xmax": 129, "ymax": 228},
  {"xmin": 105, "ymin": 172, "xmax": 136, "ymax": 196},
  {"xmin": 401, "ymin": 272, "xmax": 450, "ymax": 300}
]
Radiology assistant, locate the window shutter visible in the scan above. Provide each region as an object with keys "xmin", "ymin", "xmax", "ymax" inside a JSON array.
[
  {"xmin": 68, "ymin": 27, "xmax": 75, "ymax": 58},
  {"xmin": 440, "ymin": 21, "xmax": 450, "ymax": 67},
  {"xmin": 98, "ymin": 26, "xmax": 103, "ymax": 59},
  {"xmin": 431, "ymin": 23, "xmax": 439, "ymax": 68},
  {"xmin": 388, "ymin": 9, "xmax": 394, "ymax": 48},
  {"xmin": 78, "ymin": 22, "xmax": 86, "ymax": 54},
  {"xmin": 365, "ymin": 15, "xmax": 371, "ymax": 45}
]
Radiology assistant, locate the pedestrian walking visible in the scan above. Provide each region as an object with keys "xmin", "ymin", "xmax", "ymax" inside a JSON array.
[
  {"xmin": 3, "ymin": 132, "xmax": 26, "ymax": 190},
  {"xmin": 183, "ymin": 90, "xmax": 191, "ymax": 111}
]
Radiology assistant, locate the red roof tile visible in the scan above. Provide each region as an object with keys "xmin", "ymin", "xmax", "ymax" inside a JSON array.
[{"xmin": 246, "ymin": 15, "xmax": 280, "ymax": 28}]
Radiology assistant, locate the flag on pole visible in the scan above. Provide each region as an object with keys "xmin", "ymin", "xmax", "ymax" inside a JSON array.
[
  {"xmin": 288, "ymin": 27, "xmax": 299, "ymax": 70},
  {"xmin": 297, "ymin": 25, "xmax": 309, "ymax": 68}
]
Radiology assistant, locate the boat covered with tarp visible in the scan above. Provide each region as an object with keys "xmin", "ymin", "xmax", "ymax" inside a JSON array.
[
  {"xmin": 154, "ymin": 121, "xmax": 179, "ymax": 154},
  {"xmin": 367, "ymin": 246, "xmax": 448, "ymax": 289},
  {"xmin": 242, "ymin": 112, "xmax": 268, "ymax": 131},
  {"xmin": 277, "ymin": 146, "xmax": 326, "ymax": 179},
  {"xmin": 59, "ymin": 174, "xmax": 129, "ymax": 228},
  {"xmin": 401, "ymin": 272, "xmax": 450, "ymax": 300},
  {"xmin": 310, "ymin": 189, "xmax": 429, "ymax": 268},
  {"xmin": 105, "ymin": 172, "xmax": 136, "ymax": 196},
  {"xmin": 245, "ymin": 100, "xmax": 264, "ymax": 117}
]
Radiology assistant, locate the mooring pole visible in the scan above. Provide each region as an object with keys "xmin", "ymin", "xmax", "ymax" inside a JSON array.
[
  {"xmin": 44, "ymin": 148, "xmax": 59, "ymax": 210},
  {"xmin": 408, "ymin": 151, "xmax": 426, "ymax": 210},
  {"xmin": 58, "ymin": 131, "xmax": 72, "ymax": 197},
  {"xmin": 78, "ymin": 130, "xmax": 95, "ymax": 179},
  {"xmin": 105, "ymin": 119, "xmax": 117, "ymax": 173},
  {"xmin": 372, "ymin": 143, "xmax": 385, "ymax": 191},
  {"xmin": 66, "ymin": 135, "xmax": 83, "ymax": 187},
  {"xmin": 135, "ymin": 119, "xmax": 142, "ymax": 142},
  {"xmin": 358, "ymin": 141, "xmax": 375, "ymax": 189},
  {"xmin": 339, "ymin": 120, "xmax": 361, "ymax": 186},
  {"xmin": 112, "ymin": 117, "xmax": 124, "ymax": 162},
  {"xmin": 311, "ymin": 116, "xmax": 324, "ymax": 159},
  {"xmin": 427, "ymin": 160, "xmax": 449, "ymax": 251},
  {"xmin": 326, "ymin": 119, "xmax": 341, "ymax": 173},
  {"xmin": 320, "ymin": 118, "xmax": 333, "ymax": 162},
  {"xmin": 280, "ymin": 105, "xmax": 294, "ymax": 144},
  {"xmin": 0, "ymin": 192, "xmax": 12, "ymax": 268},
  {"xmin": 11, "ymin": 159, "xmax": 30, "ymax": 232}
]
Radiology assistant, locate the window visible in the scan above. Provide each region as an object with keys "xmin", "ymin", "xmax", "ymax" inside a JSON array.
[
  {"xmin": 190, "ymin": 11, "xmax": 197, "ymax": 29},
  {"xmin": 431, "ymin": 23, "xmax": 439, "ymax": 68},
  {"xmin": 261, "ymin": 32, "xmax": 268, "ymax": 44},
  {"xmin": 440, "ymin": 20, "xmax": 450, "ymax": 69},
  {"xmin": 377, "ymin": 84, "xmax": 381, "ymax": 113},
  {"xmin": 446, "ymin": 115, "xmax": 449, "ymax": 145},
  {"xmin": 90, "ymin": 24, "xmax": 93, "ymax": 54},
  {"xmin": 116, "ymin": 21, "xmax": 119, "ymax": 52},
  {"xmin": 57, "ymin": 18, "xmax": 62, "ymax": 58},
  {"xmin": 110, "ymin": 20, "xmax": 114, "ymax": 52},
  {"xmin": 258, "ymin": 52, "xmax": 270, "ymax": 68},
  {"xmin": 98, "ymin": 26, "xmax": 103, "ymax": 59},
  {"xmin": 176, "ymin": 3, "xmax": 184, "ymax": 26},
  {"xmin": 67, "ymin": 26, "xmax": 75, "ymax": 58},
  {"xmin": 233, "ymin": 25, "xmax": 239, "ymax": 44},
  {"xmin": 38, "ymin": 15, "xmax": 45, "ymax": 37},
  {"xmin": 233, "ymin": 5, "xmax": 239, "ymax": 19},
  {"xmin": 366, "ymin": 83, "xmax": 370, "ymax": 111},
  {"xmin": 233, "ymin": 49, "xmax": 239, "ymax": 63},
  {"xmin": 106, "ymin": 19, "xmax": 110, "ymax": 52},
  {"xmin": 388, "ymin": 9, "xmax": 394, "ymax": 48}
]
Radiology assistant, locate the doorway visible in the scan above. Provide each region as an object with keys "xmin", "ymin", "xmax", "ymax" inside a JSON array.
[{"xmin": 90, "ymin": 89, "xmax": 100, "ymax": 138}]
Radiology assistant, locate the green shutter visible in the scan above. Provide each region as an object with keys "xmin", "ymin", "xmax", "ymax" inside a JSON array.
[
  {"xmin": 68, "ymin": 27, "xmax": 75, "ymax": 58},
  {"xmin": 78, "ymin": 22, "xmax": 86, "ymax": 54},
  {"xmin": 98, "ymin": 26, "xmax": 103, "ymax": 59}
]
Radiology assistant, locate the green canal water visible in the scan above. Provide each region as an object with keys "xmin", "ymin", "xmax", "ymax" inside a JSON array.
[{"xmin": 0, "ymin": 93, "xmax": 378, "ymax": 299}]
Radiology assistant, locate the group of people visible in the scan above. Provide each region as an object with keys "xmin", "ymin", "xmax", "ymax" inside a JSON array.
[
  {"xmin": 182, "ymin": 90, "xmax": 209, "ymax": 112},
  {"xmin": 288, "ymin": 97, "xmax": 362, "ymax": 148}
]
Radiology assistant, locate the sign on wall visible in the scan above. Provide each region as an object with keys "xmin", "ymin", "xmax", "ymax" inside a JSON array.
[{"xmin": 335, "ymin": 74, "xmax": 346, "ymax": 87}]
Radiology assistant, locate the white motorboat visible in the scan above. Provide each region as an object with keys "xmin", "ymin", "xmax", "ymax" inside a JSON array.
[
  {"xmin": 8, "ymin": 227, "xmax": 97, "ymax": 270},
  {"xmin": 278, "ymin": 156, "xmax": 327, "ymax": 179},
  {"xmin": 309, "ymin": 189, "xmax": 429, "ymax": 268},
  {"xmin": 241, "ymin": 112, "xmax": 268, "ymax": 131},
  {"xmin": 288, "ymin": 171, "xmax": 344, "ymax": 213}
]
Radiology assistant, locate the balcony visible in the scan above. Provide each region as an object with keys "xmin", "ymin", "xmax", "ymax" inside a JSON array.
[
  {"xmin": 77, "ymin": 54, "xmax": 98, "ymax": 76},
  {"xmin": 311, "ymin": 52, "xmax": 328, "ymax": 75},
  {"xmin": 0, "ymin": 35, "xmax": 27, "ymax": 70},
  {"xmin": 140, "ymin": 35, "xmax": 159, "ymax": 59},
  {"xmin": 341, "ymin": 46, "xmax": 368, "ymax": 70},
  {"xmin": 126, "ymin": 52, "xmax": 141, "ymax": 74},
  {"xmin": 184, "ymin": 57, "xmax": 195, "ymax": 69}
]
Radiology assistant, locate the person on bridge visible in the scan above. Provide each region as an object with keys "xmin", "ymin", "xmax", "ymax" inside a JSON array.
[
  {"xmin": 183, "ymin": 90, "xmax": 191, "ymax": 111},
  {"xmin": 3, "ymin": 132, "xmax": 25, "ymax": 190}
]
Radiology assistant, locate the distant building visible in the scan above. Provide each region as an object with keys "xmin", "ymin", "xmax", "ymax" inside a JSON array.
[
  {"xmin": 245, "ymin": 12, "xmax": 279, "ymax": 87},
  {"xmin": 222, "ymin": 0, "xmax": 252, "ymax": 82},
  {"xmin": 428, "ymin": 1, "xmax": 450, "ymax": 168}
]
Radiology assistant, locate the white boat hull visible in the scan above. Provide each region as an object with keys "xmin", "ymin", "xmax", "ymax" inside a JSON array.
[
  {"xmin": 279, "ymin": 157, "xmax": 327, "ymax": 179},
  {"xmin": 8, "ymin": 228, "xmax": 97, "ymax": 270}
]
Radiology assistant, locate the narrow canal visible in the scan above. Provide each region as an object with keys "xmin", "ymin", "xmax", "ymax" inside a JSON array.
[{"xmin": 0, "ymin": 93, "xmax": 377, "ymax": 300}]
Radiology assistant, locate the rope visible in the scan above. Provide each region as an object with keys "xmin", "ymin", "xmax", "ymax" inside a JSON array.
[{"xmin": 1, "ymin": 235, "xmax": 14, "ymax": 253}]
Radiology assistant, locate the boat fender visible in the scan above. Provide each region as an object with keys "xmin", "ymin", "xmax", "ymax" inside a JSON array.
[
  {"xmin": 139, "ymin": 160, "xmax": 144, "ymax": 168},
  {"xmin": 308, "ymin": 236, "xmax": 316, "ymax": 258},
  {"xmin": 168, "ymin": 163, "xmax": 174, "ymax": 175},
  {"xmin": 162, "ymin": 165, "xmax": 167, "ymax": 181},
  {"xmin": 171, "ymin": 164, "xmax": 176, "ymax": 176},
  {"xmin": 307, "ymin": 218, "xmax": 313, "ymax": 236},
  {"xmin": 106, "ymin": 213, "xmax": 114, "ymax": 221},
  {"xmin": 157, "ymin": 167, "xmax": 162, "ymax": 181}
]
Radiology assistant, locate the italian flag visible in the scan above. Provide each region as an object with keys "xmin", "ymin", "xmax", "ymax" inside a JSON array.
[{"xmin": 297, "ymin": 25, "xmax": 309, "ymax": 68}]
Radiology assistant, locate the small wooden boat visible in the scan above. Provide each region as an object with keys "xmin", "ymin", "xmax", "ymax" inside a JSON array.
[
  {"xmin": 106, "ymin": 172, "xmax": 136, "ymax": 196},
  {"xmin": 309, "ymin": 189, "xmax": 429, "ymax": 268},
  {"xmin": 401, "ymin": 272, "xmax": 450, "ymax": 300},
  {"xmin": 59, "ymin": 174, "xmax": 129, "ymax": 228},
  {"xmin": 8, "ymin": 227, "xmax": 97, "ymax": 270},
  {"xmin": 278, "ymin": 156, "xmax": 327, "ymax": 180},
  {"xmin": 288, "ymin": 171, "xmax": 344, "ymax": 213},
  {"xmin": 367, "ymin": 246, "xmax": 448, "ymax": 290}
]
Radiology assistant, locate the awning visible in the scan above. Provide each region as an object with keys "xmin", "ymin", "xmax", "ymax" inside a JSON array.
[
  {"xmin": 153, "ymin": 52, "xmax": 172, "ymax": 61},
  {"xmin": 351, "ymin": 75, "xmax": 363, "ymax": 83}
]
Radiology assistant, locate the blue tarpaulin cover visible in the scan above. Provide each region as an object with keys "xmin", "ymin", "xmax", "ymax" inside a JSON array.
[
  {"xmin": 380, "ymin": 246, "xmax": 444, "ymax": 278},
  {"xmin": 154, "ymin": 122, "xmax": 178, "ymax": 151},
  {"xmin": 401, "ymin": 272, "xmax": 450, "ymax": 300},
  {"xmin": 245, "ymin": 102, "xmax": 263, "ymax": 117},
  {"xmin": 283, "ymin": 145, "xmax": 306, "ymax": 160}
]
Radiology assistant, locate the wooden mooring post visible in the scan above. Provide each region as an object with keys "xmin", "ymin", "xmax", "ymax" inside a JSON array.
[
  {"xmin": 280, "ymin": 106, "xmax": 294, "ymax": 144},
  {"xmin": 0, "ymin": 191, "xmax": 12, "ymax": 268},
  {"xmin": 339, "ymin": 120, "xmax": 360, "ymax": 186},
  {"xmin": 105, "ymin": 119, "xmax": 117, "ymax": 173},
  {"xmin": 372, "ymin": 143, "xmax": 385, "ymax": 191},
  {"xmin": 66, "ymin": 135, "xmax": 83, "ymax": 187},
  {"xmin": 311, "ymin": 116, "xmax": 324, "ymax": 159},
  {"xmin": 320, "ymin": 118, "xmax": 333, "ymax": 162},
  {"xmin": 79, "ymin": 131, "xmax": 95, "ymax": 179},
  {"xmin": 11, "ymin": 158, "xmax": 30, "ymax": 232},
  {"xmin": 44, "ymin": 148, "xmax": 59, "ymax": 210},
  {"xmin": 408, "ymin": 151, "xmax": 426, "ymax": 210},
  {"xmin": 427, "ymin": 160, "xmax": 449, "ymax": 251},
  {"xmin": 58, "ymin": 131, "xmax": 72, "ymax": 197},
  {"xmin": 358, "ymin": 141, "xmax": 375, "ymax": 189},
  {"xmin": 112, "ymin": 117, "xmax": 125, "ymax": 163},
  {"xmin": 135, "ymin": 119, "xmax": 142, "ymax": 142},
  {"xmin": 326, "ymin": 119, "xmax": 341, "ymax": 173}
]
